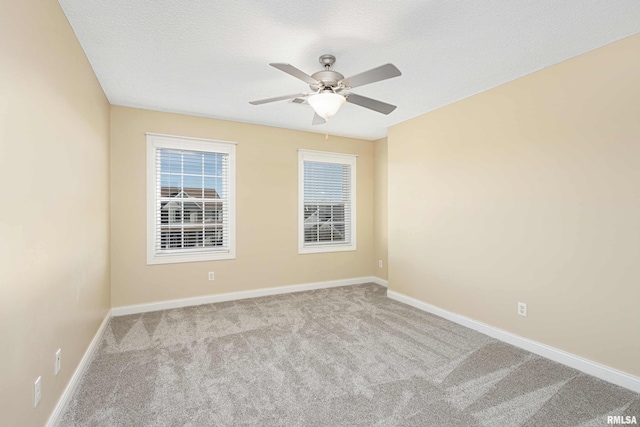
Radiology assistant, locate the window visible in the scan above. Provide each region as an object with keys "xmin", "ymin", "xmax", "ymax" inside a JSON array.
[
  {"xmin": 298, "ymin": 149, "xmax": 356, "ymax": 254},
  {"xmin": 147, "ymin": 133, "xmax": 236, "ymax": 264}
]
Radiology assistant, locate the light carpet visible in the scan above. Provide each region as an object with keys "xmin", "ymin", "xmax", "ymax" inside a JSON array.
[{"xmin": 58, "ymin": 284, "xmax": 639, "ymax": 426}]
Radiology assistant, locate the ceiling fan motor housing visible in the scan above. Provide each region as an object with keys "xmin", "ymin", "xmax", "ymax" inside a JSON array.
[
  {"xmin": 308, "ymin": 54, "xmax": 344, "ymax": 91},
  {"xmin": 310, "ymin": 70, "xmax": 345, "ymax": 90}
]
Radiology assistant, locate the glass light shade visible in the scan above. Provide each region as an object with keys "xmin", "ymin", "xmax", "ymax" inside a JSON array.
[{"xmin": 307, "ymin": 92, "xmax": 346, "ymax": 120}]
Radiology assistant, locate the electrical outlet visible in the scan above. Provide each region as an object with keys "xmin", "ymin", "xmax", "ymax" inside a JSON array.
[
  {"xmin": 208, "ymin": 272, "xmax": 215, "ymax": 281},
  {"xmin": 34, "ymin": 376, "xmax": 42, "ymax": 408},
  {"xmin": 55, "ymin": 349, "xmax": 62, "ymax": 375},
  {"xmin": 518, "ymin": 302, "xmax": 527, "ymax": 317},
  {"xmin": 378, "ymin": 260, "xmax": 383, "ymax": 268}
]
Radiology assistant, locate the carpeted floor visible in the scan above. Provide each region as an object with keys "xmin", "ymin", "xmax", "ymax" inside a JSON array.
[{"xmin": 58, "ymin": 283, "xmax": 639, "ymax": 426}]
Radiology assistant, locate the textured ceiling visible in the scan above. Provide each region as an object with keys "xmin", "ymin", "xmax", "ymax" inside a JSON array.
[{"xmin": 58, "ymin": 1, "xmax": 640, "ymax": 140}]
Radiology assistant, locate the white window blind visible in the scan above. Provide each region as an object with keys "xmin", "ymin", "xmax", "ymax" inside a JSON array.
[
  {"xmin": 147, "ymin": 134, "xmax": 236, "ymax": 264},
  {"xmin": 298, "ymin": 150, "xmax": 356, "ymax": 254}
]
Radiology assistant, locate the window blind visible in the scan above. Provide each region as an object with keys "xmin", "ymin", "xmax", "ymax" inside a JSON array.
[
  {"xmin": 154, "ymin": 148, "xmax": 230, "ymax": 254},
  {"xmin": 303, "ymin": 160, "xmax": 352, "ymax": 246}
]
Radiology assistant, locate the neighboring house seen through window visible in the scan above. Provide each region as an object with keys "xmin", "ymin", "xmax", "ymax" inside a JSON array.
[
  {"xmin": 147, "ymin": 133, "xmax": 236, "ymax": 264},
  {"xmin": 298, "ymin": 149, "xmax": 356, "ymax": 254}
]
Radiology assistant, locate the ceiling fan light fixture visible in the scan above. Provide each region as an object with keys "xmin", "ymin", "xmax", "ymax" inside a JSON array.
[{"xmin": 307, "ymin": 92, "xmax": 346, "ymax": 120}]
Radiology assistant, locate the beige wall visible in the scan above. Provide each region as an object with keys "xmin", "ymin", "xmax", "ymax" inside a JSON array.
[
  {"xmin": 0, "ymin": 1, "xmax": 111, "ymax": 426},
  {"xmin": 388, "ymin": 34, "xmax": 640, "ymax": 377},
  {"xmin": 110, "ymin": 106, "xmax": 374, "ymax": 307},
  {"xmin": 373, "ymin": 138, "xmax": 388, "ymax": 280}
]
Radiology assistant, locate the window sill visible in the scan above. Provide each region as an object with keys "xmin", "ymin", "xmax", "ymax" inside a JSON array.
[
  {"xmin": 147, "ymin": 251, "xmax": 236, "ymax": 265},
  {"xmin": 298, "ymin": 244, "xmax": 356, "ymax": 255}
]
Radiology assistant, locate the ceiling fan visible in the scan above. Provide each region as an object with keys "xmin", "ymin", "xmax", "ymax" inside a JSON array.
[{"xmin": 249, "ymin": 54, "xmax": 401, "ymax": 124}]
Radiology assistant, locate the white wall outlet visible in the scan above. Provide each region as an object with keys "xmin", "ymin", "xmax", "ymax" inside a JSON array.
[
  {"xmin": 55, "ymin": 349, "xmax": 62, "ymax": 375},
  {"xmin": 378, "ymin": 260, "xmax": 383, "ymax": 269},
  {"xmin": 34, "ymin": 376, "xmax": 42, "ymax": 408},
  {"xmin": 208, "ymin": 272, "xmax": 215, "ymax": 281},
  {"xmin": 518, "ymin": 302, "xmax": 527, "ymax": 317}
]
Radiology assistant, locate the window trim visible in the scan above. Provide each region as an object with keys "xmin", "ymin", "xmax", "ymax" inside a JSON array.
[
  {"xmin": 298, "ymin": 149, "xmax": 357, "ymax": 254},
  {"xmin": 146, "ymin": 132, "xmax": 236, "ymax": 265}
]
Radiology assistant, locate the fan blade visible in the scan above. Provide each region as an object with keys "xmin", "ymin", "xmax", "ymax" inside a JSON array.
[
  {"xmin": 312, "ymin": 113, "xmax": 326, "ymax": 125},
  {"xmin": 341, "ymin": 64, "xmax": 401, "ymax": 89},
  {"xmin": 346, "ymin": 93, "xmax": 397, "ymax": 115},
  {"xmin": 249, "ymin": 93, "xmax": 307, "ymax": 105},
  {"xmin": 270, "ymin": 63, "xmax": 318, "ymax": 85}
]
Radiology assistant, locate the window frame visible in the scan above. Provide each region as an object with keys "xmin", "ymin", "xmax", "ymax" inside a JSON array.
[
  {"xmin": 298, "ymin": 149, "xmax": 357, "ymax": 254},
  {"xmin": 146, "ymin": 133, "xmax": 236, "ymax": 265}
]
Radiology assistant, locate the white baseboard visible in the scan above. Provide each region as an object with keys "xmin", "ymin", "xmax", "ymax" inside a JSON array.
[
  {"xmin": 112, "ymin": 276, "xmax": 384, "ymax": 317},
  {"xmin": 387, "ymin": 290, "xmax": 640, "ymax": 394},
  {"xmin": 47, "ymin": 309, "xmax": 112, "ymax": 427},
  {"xmin": 370, "ymin": 276, "xmax": 389, "ymax": 287}
]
